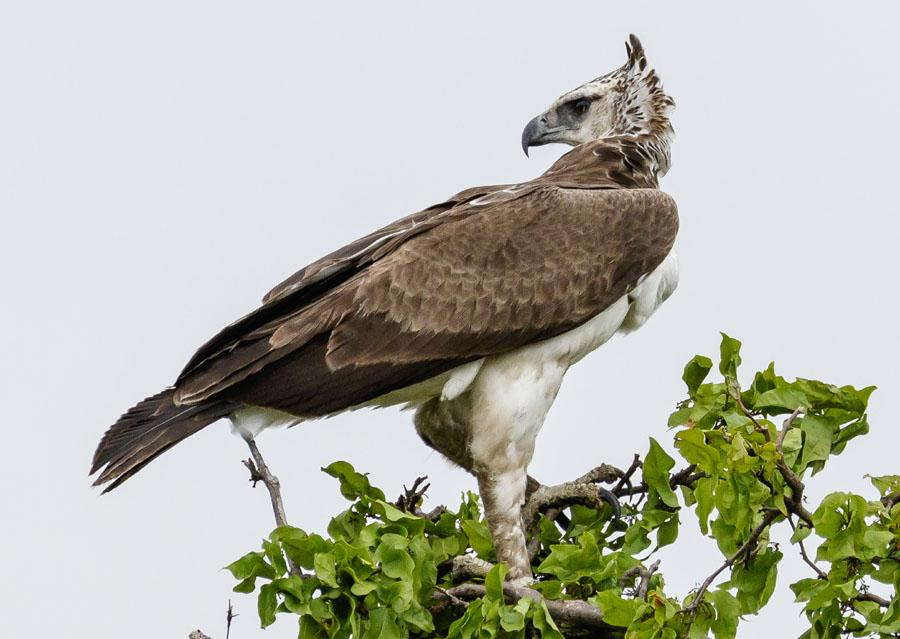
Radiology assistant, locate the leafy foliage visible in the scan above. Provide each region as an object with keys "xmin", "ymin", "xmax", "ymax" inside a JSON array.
[{"xmin": 228, "ymin": 335, "xmax": 898, "ymax": 638}]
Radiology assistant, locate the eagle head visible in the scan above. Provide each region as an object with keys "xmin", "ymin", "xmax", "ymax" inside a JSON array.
[{"xmin": 521, "ymin": 34, "xmax": 674, "ymax": 156}]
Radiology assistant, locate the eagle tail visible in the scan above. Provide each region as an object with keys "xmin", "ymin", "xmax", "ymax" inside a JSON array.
[{"xmin": 90, "ymin": 389, "xmax": 229, "ymax": 492}]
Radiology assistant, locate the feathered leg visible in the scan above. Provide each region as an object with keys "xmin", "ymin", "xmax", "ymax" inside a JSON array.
[{"xmin": 467, "ymin": 353, "xmax": 568, "ymax": 582}]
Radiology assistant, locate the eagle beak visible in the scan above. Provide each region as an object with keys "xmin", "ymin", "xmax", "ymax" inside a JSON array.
[{"xmin": 521, "ymin": 114, "xmax": 549, "ymax": 157}]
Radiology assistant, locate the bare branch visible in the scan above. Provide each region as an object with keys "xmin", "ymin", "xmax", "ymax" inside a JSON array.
[
  {"xmin": 857, "ymin": 591, "xmax": 891, "ymax": 608},
  {"xmin": 638, "ymin": 560, "xmax": 661, "ymax": 600},
  {"xmin": 732, "ymin": 384, "xmax": 768, "ymax": 440},
  {"xmin": 619, "ymin": 560, "xmax": 660, "ymax": 600},
  {"xmin": 395, "ymin": 475, "xmax": 447, "ymax": 522},
  {"xmin": 788, "ymin": 517, "xmax": 827, "ymax": 580},
  {"xmin": 616, "ymin": 464, "xmax": 702, "ymax": 498},
  {"xmin": 241, "ymin": 435, "xmax": 301, "ymax": 576},
  {"xmin": 242, "ymin": 436, "xmax": 289, "ymax": 529},
  {"xmin": 225, "ymin": 600, "xmax": 237, "ymax": 639}
]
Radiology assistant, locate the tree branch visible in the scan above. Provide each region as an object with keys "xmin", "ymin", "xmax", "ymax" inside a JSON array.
[
  {"xmin": 774, "ymin": 408, "xmax": 814, "ymax": 527},
  {"xmin": 685, "ymin": 508, "xmax": 780, "ymax": 614},
  {"xmin": 788, "ymin": 517, "xmax": 827, "ymax": 580},
  {"xmin": 225, "ymin": 600, "xmax": 237, "ymax": 639},
  {"xmin": 241, "ymin": 435, "xmax": 302, "ymax": 576},
  {"xmin": 242, "ymin": 436, "xmax": 289, "ymax": 529},
  {"xmin": 435, "ymin": 583, "xmax": 613, "ymax": 636},
  {"xmin": 395, "ymin": 475, "xmax": 447, "ymax": 522}
]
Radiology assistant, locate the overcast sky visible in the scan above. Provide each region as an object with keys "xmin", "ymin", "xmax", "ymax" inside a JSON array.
[{"xmin": 3, "ymin": 2, "xmax": 899, "ymax": 637}]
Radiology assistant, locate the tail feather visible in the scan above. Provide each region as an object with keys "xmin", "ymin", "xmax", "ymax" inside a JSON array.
[{"xmin": 91, "ymin": 388, "xmax": 229, "ymax": 492}]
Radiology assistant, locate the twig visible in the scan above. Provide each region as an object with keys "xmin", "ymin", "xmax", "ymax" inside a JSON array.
[
  {"xmin": 395, "ymin": 475, "xmax": 447, "ymax": 522},
  {"xmin": 619, "ymin": 560, "xmax": 660, "ymax": 600},
  {"xmin": 242, "ymin": 436, "xmax": 289, "ymax": 529},
  {"xmin": 433, "ymin": 586, "xmax": 469, "ymax": 612},
  {"xmin": 774, "ymin": 408, "xmax": 814, "ymax": 526},
  {"xmin": 225, "ymin": 600, "xmax": 237, "ymax": 639},
  {"xmin": 684, "ymin": 508, "xmax": 780, "ymax": 614},
  {"xmin": 857, "ymin": 591, "xmax": 891, "ymax": 607},
  {"xmin": 881, "ymin": 491, "xmax": 900, "ymax": 511},
  {"xmin": 728, "ymin": 378, "xmax": 769, "ymax": 440},
  {"xmin": 616, "ymin": 465, "xmax": 703, "ymax": 498},
  {"xmin": 638, "ymin": 560, "xmax": 661, "ymax": 599},
  {"xmin": 787, "ymin": 517, "xmax": 827, "ymax": 580},
  {"xmin": 241, "ymin": 435, "xmax": 301, "ymax": 576}
]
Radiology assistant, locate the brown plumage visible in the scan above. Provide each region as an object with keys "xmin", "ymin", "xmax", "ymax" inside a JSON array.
[
  {"xmin": 91, "ymin": 139, "xmax": 676, "ymax": 488},
  {"xmin": 92, "ymin": 36, "xmax": 679, "ymax": 582}
]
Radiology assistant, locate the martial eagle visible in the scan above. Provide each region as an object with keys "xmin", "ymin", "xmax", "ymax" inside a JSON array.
[{"xmin": 92, "ymin": 35, "xmax": 678, "ymax": 583}]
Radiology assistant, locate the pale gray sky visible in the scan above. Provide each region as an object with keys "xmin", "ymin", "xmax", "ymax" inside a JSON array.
[{"xmin": 2, "ymin": 2, "xmax": 899, "ymax": 637}]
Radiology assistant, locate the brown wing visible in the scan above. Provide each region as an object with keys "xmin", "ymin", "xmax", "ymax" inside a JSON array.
[
  {"xmin": 173, "ymin": 187, "xmax": 677, "ymax": 415},
  {"xmin": 176, "ymin": 182, "xmax": 527, "ymax": 381}
]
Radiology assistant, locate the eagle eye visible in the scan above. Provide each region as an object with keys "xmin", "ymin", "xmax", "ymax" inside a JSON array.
[{"xmin": 573, "ymin": 98, "xmax": 591, "ymax": 115}]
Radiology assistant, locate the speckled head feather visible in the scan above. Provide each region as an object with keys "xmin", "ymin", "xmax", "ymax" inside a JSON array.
[{"xmin": 522, "ymin": 34, "xmax": 675, "ymax": 176}]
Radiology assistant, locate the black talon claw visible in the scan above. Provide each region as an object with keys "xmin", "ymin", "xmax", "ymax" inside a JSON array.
[{"xmin": 598, "ymin": 487, "xmax": 622, "ymax": 521}]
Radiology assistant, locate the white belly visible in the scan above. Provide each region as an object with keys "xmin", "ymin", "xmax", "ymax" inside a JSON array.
[{"xmin": 229, "ymin": 250, "xmax": 679, "ymax": 436}]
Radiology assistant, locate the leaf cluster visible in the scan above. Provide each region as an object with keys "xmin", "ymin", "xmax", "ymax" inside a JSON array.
[{"xmin": 227, "ymin": 335, "xmax": 898, "ymax": 638}]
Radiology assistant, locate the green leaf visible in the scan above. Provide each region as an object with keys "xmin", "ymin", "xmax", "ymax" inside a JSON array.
[
  {"xmin": 718, "ymin": 333, "xmax": 742, "ymax": 379},
  {"xmin": 790, "ymin": 525, "xmax": 812, "ymax": 544},
  {"xmin": 322, "ymin": 461, "xmax": 386, "ymax": 502},
  {"xmin": 226, "ymin": 551, "xmax": 276, "ymax": 593},
  {"xmin": 675, "ymin": 428, "xmax": 720, "ymax": 475},
  {"xmin": 754, "ymin": 388, "xmax": 809, "ymax": 413},
  {"xmin": 531, "ymin": 600, "xmax": 565, "ymax": 639},
  {"xmin": 708, "ymin": 589, "xmax": 740, "ymax": 639},
  {"xmin": 683, "ymin": 355, "xmax": 714, "ymax": 396},
  {"xmin": 693, "ymin": 476, "xmax": 716, "ymax": 535},
  {"xmin": 645, "ymin": 438, "xmax": 679, "ymax": 508},
  {"xmin": 313, "ymin": 551, "xmax": 338, "ymax": 587},
  {"xmin": 731, "ymin": 549, "xmax": 782, "ymax": 614},
  {"xmin": 485, "ymin": 563, "xmax": 508, "ymax": 600},
  {"xmin": 362, "ymin": 608, "xmax": 403, "ymax": 639},
  {"xmin": 656, "ymin": 512, "xmax": 680, "ymax": 549},
  {"xmin": 258, "ymin": 583, "xmax": 277, "ymax": 627},
  {"xmin": 499, "ymin": 600, "xmax": 528, "ymax": 632},
  {"xmin": 537, "ymin": 531, "xmax": 602, "ymax": 582},
  {"xmin": 594, "ymin": 590, "xmax": 640, "ymax": 627},
  {"xmin": 460, "ymin": 519, "xmax": 494, "ymax": 557},
  {"xmin": 798, "ymin": 415, "xmax": 834, "ymax": 471},
  {"xmin": 298, "ymin": 617, "xmax": 328, "ymax": 639}
]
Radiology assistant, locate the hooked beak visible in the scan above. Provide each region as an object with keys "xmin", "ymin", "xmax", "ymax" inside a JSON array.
[
  {"xmin": 520, "ymin": 113, "xmax": 572, "ymax": 157},
  {"xmin": 521, "ymin": 115, "xmax": 548, "ymax": 157}
]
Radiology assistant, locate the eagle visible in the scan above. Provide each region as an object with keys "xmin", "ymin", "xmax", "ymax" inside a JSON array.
[{"xmin": 92, "ymin": 35, "xmax": 678, "ymax": 583}]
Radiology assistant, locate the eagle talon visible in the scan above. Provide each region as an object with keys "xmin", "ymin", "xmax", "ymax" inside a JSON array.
[{"xmin": 598, "ymin": 486, "xmax": 622, "ymax": 522}]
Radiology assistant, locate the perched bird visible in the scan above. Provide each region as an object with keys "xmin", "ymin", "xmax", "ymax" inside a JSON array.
[{"xmin": 92, "ymin": 35, "xmax": 678, "ymax": 583}]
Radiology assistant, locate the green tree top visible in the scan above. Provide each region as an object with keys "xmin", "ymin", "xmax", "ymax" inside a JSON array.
[{"xmin": 227, "ymin": 335, "xmax": 898, "ymax": 638}]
